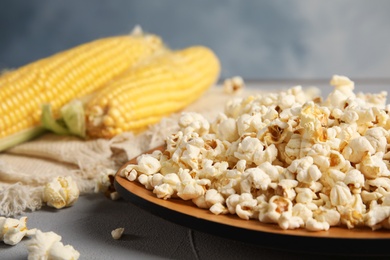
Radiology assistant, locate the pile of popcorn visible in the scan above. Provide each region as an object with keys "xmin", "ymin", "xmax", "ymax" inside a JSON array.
[{"xmin": 120, "ymin": 75, "xmax": 390, "ymax": 231}]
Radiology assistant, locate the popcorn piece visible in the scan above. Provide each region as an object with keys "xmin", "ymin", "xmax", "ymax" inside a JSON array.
[
  {"xmin": 275, "ymin": 179, "xmax": 298, "ymax": 200},
  {"xmin": 365, "ymin": 201, "xmax": 390, "ymax": 229},
  {"xmin": 197, "ymin": 159, "xmax": 228, "ymax": 180},
  {"xmin": 181, "ymin": 144, "xmax": 201, "ymax": 170},
  {"xmin": 287, "ymin": 157, "xmax": 321, "ymax": 185},
  {"xmin": 209, "ymin": 202, "xmax": 229, "ymax": 215},
  {"xmin": 204, "ymin": 189, "xmax": 225, "ymax": 207},
  {"xmin": 365, "ymin": 177, "xmax": 390, "ymax": 192},
  {"xmin": 278, "ymin": 211, "xmax": 304, "ymax": 230},
  {"xmin": 324, "ymin": 75, "xmax": 355, "ymax": 109},
  {"xmin": 179, "ymin": 112, "xmax": 210, "ymax": 135},
  {"xmin": 153, "ymin": 183, "xmax": 175, "ymax": 200},
  {"xmin": 0, "ymin": 216, "xmax": 28, "ymax": 245},
  {"xmin": 226, "ymin": 193, "xmax": 258, "ymax": 220},
  {"xmin": 330, "ymin": 182, "xmax": 353, "ymax": 207},
  {"xmin": 342, "ymin": 136, "xmax": 375, "ymax": 164},
  {"xmin": 299, "ymin": 101, "xmax": 330, "ymax": 142},
  {"xmin": 110, "ymin": 191, "xmax": 121, "ymax": 201},
  {"xmin": 344, "ymin": 169, "xmax": 365, "ymax": 194},
  {"xmin": 292, "ymin": 203, "xmax": 313, "ymax": 222},
  {"xmin": 338, "ymin": 195, "xmax": 365, "ymax": 228},
  {"xmin": 312, "ymin": 207, "xmax": 340, "ymax": 227},
  {"xmin": 95, "ymin": 168, "xmax": 117, "ymax": 199},
  {"xmin": 364, "ymin": 127, "xmax": 388, "ymax": 153},
  {"xmin": 240, "ymin": 167, "xmax": 272, "ymax": 194},
  {"xmin": 223, "ymin": 76, "xmax": 245, "ymax": 94},
  {"xmin": 295, "ymin": 188, "xmax": 317, "ymax": 205},
  {"xmin": 306, "ymin": 218, "xmax": 330, "ymax": 231},
  {"xmin": 43, "ymin": 176, "xmax": 79, "ymax": 209},
  {"xmin": 176, "ymin": 169, "xmax": 205, "ymax": 200},
  {"xmin": 136, "ymin": 154, "xmax": 161, "ymax": 175},
  {"xmin": 253, "ymin": 144, "xmax": 278, "ymax": 166},
  {"xmin": 215, "ymin": 118, "xmax": 239, "ymax": 142},
  {"xmin": 361, "ymin": 190, "xmax": 383, "ymax": 204},
  {"xmin": 329, "ymin": 151, "xmax": 349, "ymax": 171},
  {"xmin": 284, "ymin": 134, "xmax": 306, "ymax": 163},
  {"xmin": 234, "ymin": 137, "xmax": 263, "ymax": 164},
  {"xmin": 259, "ymin": 196, "xmax": 292, "ymax": 224},
  {"xmin": 111, "ymin": 228, "xmax": 125, "ymax": 240},
  {"xmin": 359, "ymin": 152, "xmax": 390, "ymax": 179},
  {"xmin": 226, "ymin": 194, "xmax": 240, "ymax": 214},
  {"xmin": 27, "ymin": 230, "xmax": 80, "ymax": 260}
]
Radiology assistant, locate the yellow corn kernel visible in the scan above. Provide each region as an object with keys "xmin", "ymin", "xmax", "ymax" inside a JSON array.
[
  {"xmin": 0, "ymin": 33, "xmax": 163, "ymax": 146},
  {"xmin": 85, "ymin": 46, "xmax": 220, "ymax": 138}
]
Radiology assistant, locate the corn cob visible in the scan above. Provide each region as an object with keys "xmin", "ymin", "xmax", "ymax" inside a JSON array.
[
  {"xmin": 0, "ymin": 33, "xmax": 163, "ymax": 151},
  {"xmin": 85, "ymin": 46, "xmax": 220, "ymax": 138}
]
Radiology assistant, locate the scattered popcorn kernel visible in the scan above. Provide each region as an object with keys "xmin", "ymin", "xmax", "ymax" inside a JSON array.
[
  {"xmin": 111, "ymin": 228, "xmax": 125, "ymax": 240},
  {"xmin": 27, "ymin": 230, "xmax": 80, "ymax": 260},
  {"xmin": 0, "ymin": 216, "xmax": 28, "ymax": 245},
  {"xmin": 43, "ymin": 176, "xmax": 79, "ymax": 209}
]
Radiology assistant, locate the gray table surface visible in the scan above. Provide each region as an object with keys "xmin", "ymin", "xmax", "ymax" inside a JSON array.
[{"xmin": 2, "ymin": 80, "xmax": 390, "ymax": 260}]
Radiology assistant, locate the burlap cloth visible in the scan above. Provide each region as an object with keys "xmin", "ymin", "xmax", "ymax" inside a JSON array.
[{"xmin": 0, "ymin": 86, "xmax": 260, "ymax": 216}]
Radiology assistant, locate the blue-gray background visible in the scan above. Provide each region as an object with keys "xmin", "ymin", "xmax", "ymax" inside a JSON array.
[{"xmin": 1, "ymin": 0, "xmax": 389, "ymax": 81}]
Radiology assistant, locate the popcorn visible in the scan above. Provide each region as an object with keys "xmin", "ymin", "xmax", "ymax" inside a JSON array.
[
  {"xmin": 330, "ymin": 182, "xmax": 353, "ymax": 207},
  {"xmin": 365, "ymin": 201, "xmax": 390, "ymax": 229},
  {"xmin": 204, "ymin": 189, "xmax": 225, "ymax": 207},
  {"xmin": 259, "ymin": 195, "xmax": 292, "ymax": 224},
  {"xmin": 27, "ymin": 230, "xmax": 80, "ymax": 260},
  {"xmin": 215, "ymin": 117, "xmax": 239, "ymax": 142},
  {"xmin": 226, "ymin": 193, "xmax": 258, "ymax": 220},
  {"xmin": 306, "ymin": 218, "xmax": 330, "ymax": 231},
  {"xmin": 342, "ymin": 136, "xmax": 375, "ymax": 164},
  {"xmin": 338, "ymin": 195, "xmax": 366, "ymax": 228},
  {"xmin": 153, "ymin": 183, "xmax": 175, "ymax": 200},
  {"xmin": 135, "ymin": 154, "xmax": 161, "ymax": 175},
  {"xmin": 0, "ymin": 216, "xmax": 28, "ymax": 245},
  {"xmin": 179, "ymin": 112, "xmax": 210, "ymax": 135},
  {"xmin": 176, "ymin": 169, "xmax": 205, "ymax": 200},
  {"xmin": 125, "ymin": 75, "xmax": 390, "ymax": 231},
  {"xmin": 344, "ymin": 169, "xmax": 365, "ymax": 193},
  {"xmin": 111, "ymin": 228, "xmax": 125, "ymax": 240},
  {"xmin": 364, "ymin": 127, "xmax": 388, "ymax": 153},
  {"xmin": 209, "ymin": 202, "xmax": 229, "ymax": 215},
  {"xmin": 278, "ymin": 211, "xmax": 304, "ymax": 230},
  {"xmin": 240, "ymin": 167, "xmax": 272, "ymax": 194},
  {"xmin": 223, "ymin": 76, "xmax": 245, "ymax": 94},
  {"xmin": 359, "ymin": 152, "xmax": 390, "ymax": 179},
  {"xmin": 43, "ymin": 176, "xmax": 79, "ymax": 209}
]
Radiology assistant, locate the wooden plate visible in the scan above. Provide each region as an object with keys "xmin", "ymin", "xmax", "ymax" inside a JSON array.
[{"xmin": 114, "ymin": 146, "xmax": 390, "ymax": 256}]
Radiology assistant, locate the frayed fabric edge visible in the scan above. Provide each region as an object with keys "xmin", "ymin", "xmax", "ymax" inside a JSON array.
[{"xmin": 0, "ymin": 183, "xmax": 44, "ymax": 217}]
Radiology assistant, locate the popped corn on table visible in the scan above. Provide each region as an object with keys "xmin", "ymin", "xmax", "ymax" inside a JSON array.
[{"xmin": 2, "ymin": 81, "xmax": 390, "ymax": 260}]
